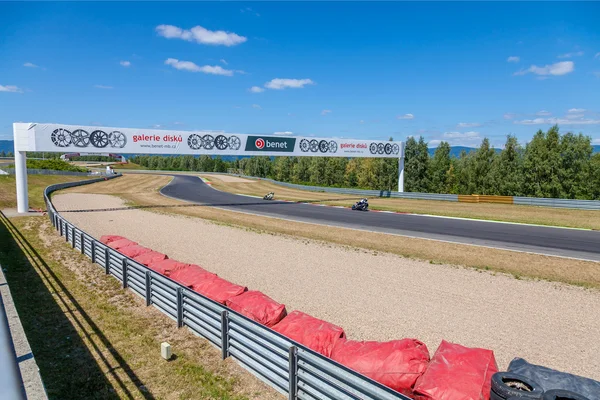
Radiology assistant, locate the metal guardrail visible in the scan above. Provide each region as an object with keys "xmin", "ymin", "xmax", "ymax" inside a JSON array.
[
  {"xmin": 44, "ymin": 175, "xmax": 411, "ymax": 400},
  {"xmin": 1, "ymin": 168, "xmax": 107, "ymax": 176},
  {"xmin": 0, "ymin": 282, "xmax": 27, "ymax": 400},
  {"xmin": 514, "ymin": 196, "xmax": 600, "ymax": 210}
]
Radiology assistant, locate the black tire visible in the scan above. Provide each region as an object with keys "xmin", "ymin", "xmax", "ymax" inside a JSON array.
[
  {"xmin": 384, "ymin": 143, "xmax": 393, "ymax": 154},
  {"xmin": 202, "ymin": 135, "xmax": 215, "ymax": 150},
  {"xmin": 309, "ymin": 139, "xmax": 319, "ymax": 152},
  {"xmin": 51, "ymin": 128, "xmax": 72, "ymax": 147},
  {"xmin": 542, "ymin": 390, "xmax": 589, "ymax": 400},
  {"xmin": 109, "ymin": 131, "xmax": 127, "ymax": 148},
  {"xmin": 377, "ymin": 143, "xmax": 385, "ymax": 154},
  {"xmin": 215, "ymin": 135, "xmax": 228, "ymax": 150},
  {"xmin": 491, "ymin": 372, "xmax": 543, "ymax": 399},
  {"xmin": 187, "ymin": 134, "xmax": 203, "ymax": 150},
  {"xmin": 352, "ymin": 205, "xmax": 356, "ymax": 210},
  {"xmin": 71, "ymin": 129, "xmax": 90, "ymax": 147},
  {"xmin": 369, "ymin": 143, "xmax": 377, "ymax": 154},
  {"xmin": 299, "ymin": 139, "xmax": 310, "ymax": 152},
  {"xmin": 328, "ymin": 140, "xmax": 337, "ymax": 153},
  {"xmin": 392, "ymin": 143, "xmax": 400, "ymax": 155},
  {"xmin": 319, "ymin": 140, "xmax": 329, "ymax": 153},
  {"xmin": 90, "ymin": 130, "xmax": 109, "ymax": 148},
  {"xmin": 228, "ymin": 136, "xmax": 241, "ymax": 150}
]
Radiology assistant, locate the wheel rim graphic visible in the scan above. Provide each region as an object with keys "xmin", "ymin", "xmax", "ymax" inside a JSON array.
[
  {"xmin": 369, "ymin": 143, "xmax": 377, "ymax": 154},
  {"xmin": 215, "ymin": 135, "xmax": 228, "ymax": 150},
  {"xmin": 309, "ymin": 139, "xmax": 319, "ymax": 152},
  {"xmin": 392, "ymin": 144, "xmax": 399, "ymax": 155},
  {"xmin": 377, "ymin": 143, "xmax": 385, "ymax": 154},
  {"xmin": 318, "ymin": 140, "xmax": 329, "ymax": 153},
  {"xmin": 328, "ymin": 140, "xmax": 338, "ymax": 153},
  {"xmin": 109, "ymin": 131, "xmax": 127, "ymax": 148},
  {"xmin": 51, "ymin": 128, "xmax": 72, "ymax": 147},
  {"xmin": 384, "ymin": 143, "xmax": 392, "ymax": 155},
  {"xmin": 188, "ymin": 134, "xmax": 203, "ymax": 150},
  {"xmin": 228, "ymin": 136, "xmax": 241, "ymax": 150},
  {"xmin": 203, "ymin": 135, "xmax": 215, "ymax": 150},
  {"xmin": 299, "ymin": 139, "xmax": 310, "ymax": 152},
  {"xmin": 90, "ymin": 130, "xmax": 109, "ymax": 148},
  {"xmin": 71, "ymin": 129, "xmax": 90, "ymax": 148}
]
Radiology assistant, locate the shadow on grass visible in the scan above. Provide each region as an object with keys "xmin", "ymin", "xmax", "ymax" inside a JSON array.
[{"xmin": 0, "ymin": 212, "xmax": 155, "ymax": 400}]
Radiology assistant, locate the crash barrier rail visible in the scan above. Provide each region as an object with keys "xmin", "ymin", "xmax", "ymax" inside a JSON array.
[
  {"xmin": 44, "ymin": 175, "xmax": 411, "ymax": 400},
  {"xmin": 1, "ymin": 168, "xmax": 108, "ymax": 176},
  {"xmin": 203, "ymin": 172, "xmax": 600, "ymax": 210}
]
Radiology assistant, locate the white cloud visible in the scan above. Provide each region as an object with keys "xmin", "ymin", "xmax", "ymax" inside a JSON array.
[
  {"xmin": 321, "ymin": 109, "xmax": 332, "ymax": 116},
  {"xmin": 592, "ymin": 138, "xmax": 600, "ymax": 144},
  {"xmin": 444, "ymin": 131, "xmax": 480, "ymax": 138},
  {"xmin": 23, "ymin": 62, "xmax": 39, "ymax": 68},
  {"xmin": 457, "ymin": 122, "xmax": 481, "ymax": 128},
  {"xmin": 536, "ymin": 110, "xmax": 551, "ymax": 116},
  {"xmin": 596, "ymin": 53, "xmax": 600, "ymax": 59},
  {"xmin": 503, "ymin": 113, "xmax": 516, "ymax": 120},
  {"xmin": 252, "ymin": 104, "xmax": 262, "ymax": 109},
  {"xmin": 156, "ymin": 24, "xmax": 247, "ymax": 46},
  {"xmin": 507, "ymin": 56, "xmax": 520, "ymax": 63},
  {"xmin": 153, "ymin": 124, "xmax": 163, "ymax": 128},
  {"xmin": 274, "ymin": 131, "xmax": 293, "ymax": 135},
  {"xmin": 568, "ymin": 108, "xmax": 586, "ymax": 113},
  {"xmin": 514, "ymin": 117, "xmax": 600, "ymax": 125},
  {"xmin": 0, "ymin": 85, "xmax": 23, "ymax": 93},
  {"xmin": 249, "ymin": 86, "xmax": 265, "ymax": 93},
  {"xmin": 429, "ymin": 139, "xmax": 442, "ymax": 147},
  {"xmin": 164, "ymin": 58, "xmax": 234, "ymax": 76},
  {"xmin": 397, "ymin": 113, "xmax": 414, "ymax": 120},
  {"xmin": 173, "ymin": 121, "xmax": 185, "ymax": 125},
  {"xmin": 557, "ymin": 51, "xmax": 584, "ymax": 59},
  {"xmin": 220, "ymin": 59, "xmax": 228, "ymax": 65},
  {"xmin": 566, "ymin": 113, "xmax": 584, "ymax": 120},
  {"xmin": 359, "ymin": 120, "xmax": 365, "ymax": 124},
  {"xmin": 264, "ymin": 78, "xmax": 314, "ymax": 90},
  {"xmin": 94, "ymin": 85, "xmax": 113, "ymax": 89},
  {"xmin": 120, "ymin": 60, "xmax": 131, "ymax": 67},
  {"xmin": 514, "ymin": 61, "xmax": 574, "ymax": 76}
]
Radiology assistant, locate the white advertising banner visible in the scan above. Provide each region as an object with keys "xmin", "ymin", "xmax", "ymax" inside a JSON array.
[{"xmin": 14, "ymin": 123, "xmax": 404, "ymax": 158}]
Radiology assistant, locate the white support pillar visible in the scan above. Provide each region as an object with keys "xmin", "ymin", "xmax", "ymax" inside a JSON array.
[
  {"xmin": 398, "ymin": 156, "xmax": 404, "ymax": 192},
  {"xmin": 15, "ymin": 151, "xmax": 29, "ymax": 213}
]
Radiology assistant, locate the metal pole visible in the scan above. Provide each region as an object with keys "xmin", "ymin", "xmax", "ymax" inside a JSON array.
[
  {"xmin": 177, "ymin": 288, "xmax": 184, "ymax": 328},
  {"xmin": 121, "ymin": 258, "xmax": 128, "ymax": 289},
  {"xmin": 0, "ymin": 290, "xmax": 27, "ymax": 400},
  {"xmin": 91, "ymin": 240, "xmax": 96, "ymax": 264},
  {"xmin": 104, "ymin": 248, "xmax": 110, "ymax": 275},
  {"xmin": 80, "ymin": 232, "xmax": 85, "ymax": 254},
  {"xmin": 221, "ymin": 311, "xmax": 229, "ymax": 359},
  {"xmin": 288, "ymin": 346, "xmax": 298, "ymax": 400},
  {"xmin": 145, "ymin": 271, "xmax": 152, "ymax": 306},
  {"xmin": 14, "ymin": 151, "xmax": 28, "ymax": 214},
  {"xmin": 398, "ymin": 156, "xmax": 404, "ymax": 193}
]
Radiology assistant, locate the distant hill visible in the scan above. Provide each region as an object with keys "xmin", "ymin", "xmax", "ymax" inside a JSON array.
[{"xmin": 1, "ymin": 140, "xmax": 599, "ymax": 158}]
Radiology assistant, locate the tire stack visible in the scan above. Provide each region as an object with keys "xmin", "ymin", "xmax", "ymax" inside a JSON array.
[{"xmin": 491, "ymin": 373, "xmax": 591, "ymax": 400}]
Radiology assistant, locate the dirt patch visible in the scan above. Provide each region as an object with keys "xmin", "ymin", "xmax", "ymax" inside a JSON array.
[
  {"xmin": 202, "ymin": 174, "xmax": 256, "ymax": 184},
  {"xmin": 53, "ymin": 192, "xmax": 600, "ymax": 380}
]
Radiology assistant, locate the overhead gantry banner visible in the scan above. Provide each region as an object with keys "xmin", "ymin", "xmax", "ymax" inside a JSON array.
[{"xmin": 13, "ymin": 123, "xmax": 404, "ymax": 158}]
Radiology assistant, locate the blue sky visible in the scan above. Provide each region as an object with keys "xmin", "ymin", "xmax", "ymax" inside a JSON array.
[{"xmin": 1, "ymin": 1, "xmax": 600, "ymax": 148}]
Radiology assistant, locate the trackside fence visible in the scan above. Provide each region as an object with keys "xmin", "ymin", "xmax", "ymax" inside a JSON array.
[{"xmin": 44, "ymin": 175, "xmax": 411, "ymax": 400}]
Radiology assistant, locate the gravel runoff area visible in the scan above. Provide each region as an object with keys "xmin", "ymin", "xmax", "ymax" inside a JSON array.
[
  {"xmin": 53, "ymin": 193, "xmax": 600, "ymax": 381},
  {"xmin": 201, "ymin": 174, "xmax": 256, "ymax": 183}
]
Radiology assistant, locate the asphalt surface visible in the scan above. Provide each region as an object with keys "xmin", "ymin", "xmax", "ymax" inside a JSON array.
[{"xmin": 160, "ymin": 175, "xmax": 600, "ymax": 261}]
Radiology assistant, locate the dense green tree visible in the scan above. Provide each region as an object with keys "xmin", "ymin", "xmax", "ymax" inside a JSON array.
[
  {"xmin": 490, "ymin": 135, "xmax": 524, "ymax": 196},
  {"xmin": 559, "ymin": 132, "xmax": 592, "ymax": 199},
  {"xmin": 429, "ymin": 141, "xmax": 452, "ymax": 193}
]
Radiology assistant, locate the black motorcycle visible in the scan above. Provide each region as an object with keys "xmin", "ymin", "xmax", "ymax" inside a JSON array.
[
  {"xmin": 352, "ymin": 198, "xmax": 369, "ymax": 211},
  {"xmin": 263, "ymin": 192, "xmax": 275, "ymax": 200}
]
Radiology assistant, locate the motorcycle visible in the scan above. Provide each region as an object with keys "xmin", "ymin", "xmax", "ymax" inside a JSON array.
[
  {"xmin": 352, "ymin": 198, "xmax": 369, "ymax": 211},
  {"xmin": 263, "ymin": 192, "xmax": 275, "ymax": 200}
]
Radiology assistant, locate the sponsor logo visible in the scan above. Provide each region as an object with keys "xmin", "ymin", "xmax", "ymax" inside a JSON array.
[{"xmin": 245, "ymin": 136, "xmax": 296, "ymax": 152}]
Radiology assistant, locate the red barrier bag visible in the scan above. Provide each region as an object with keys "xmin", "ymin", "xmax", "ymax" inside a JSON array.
[
  {"xmin": 133, "ymin": 251, "xmax": 168, "ymax": 266},
  {"xmin": 272, "ymin": 311, "xmax": 345, "ymax": 357},
  {"xmin": 169, "ymin": 264, "xmax": 216, "ymax": 286},
  {"xmin": 331, "ymin": 338, "xmax": 430, "ymax": 395},
  {"xmin": 191, "ymin": 276, "xmax": 246, "ymax": 304},
  {"xmin": 148, "ymin": 259, "xmax": 189, "ymax": 276},
  {"xmin": 119, "ymin": 245, "xmax": 152, "ymax": 258},
  {"xmin": 108, "ymin": 238, "xmax": 137, "ymax": 250},
  {"xmin": 100, "ymin": 235, "xmax": 126, "ymax": 244},
  {"xmin": 225, "ymin": 290, "xmax": 287, "ymax": 327},
  {"xmin": 413, "ymin": 340, "xmax": 498, "ymax": 400}
]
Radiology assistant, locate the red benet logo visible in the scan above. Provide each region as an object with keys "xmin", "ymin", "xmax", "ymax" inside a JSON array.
[{"xmin": 255, "ymin": 138, "xmax": 265, "ymax": 149}]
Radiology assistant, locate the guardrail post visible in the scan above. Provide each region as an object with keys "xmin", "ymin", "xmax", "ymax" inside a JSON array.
[
  {"xmin": 122, "ymin": 258, "xmax": 128, "ymax": 289},
  {"xmin": 59, "ymin": 219, "xmax": 62, "ymax": 235},
  {"xmin": 104, "ymin": 248, "xmax": 110, "ymax": 275},
  {"xmin": 90, "ymin": 240, "xmax": 96, "ymax": 263},
  {"xmin": 145, "ymin": 271, "xmax": 152, "ymax": 306},
  {"xmin": 71, "ymin": 227, "xmax": 76, "ymax": 248},
  {"xmin": 288, "ymin": 346, "xmax": 298, "ymax": 400},
  {"xmin": 176, "ymin": 288, "xmax": 184, "ymax": 328},
  {"xmin": 80, "ymin": 232, "xmax": 85, "ymax": 254},
  {"xmin": 221, "ymin": 310, "xmax": 229, "ymax": 360}
]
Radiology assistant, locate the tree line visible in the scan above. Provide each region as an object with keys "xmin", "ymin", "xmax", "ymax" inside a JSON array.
[{"xmin": 128, "ymin": 126, "xmax": 600, "ymax": 200}]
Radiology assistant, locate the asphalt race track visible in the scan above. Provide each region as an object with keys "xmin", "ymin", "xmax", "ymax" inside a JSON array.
[{"xmin": 161, "ymin": 175, "xmax": 600, "ymax": 261}]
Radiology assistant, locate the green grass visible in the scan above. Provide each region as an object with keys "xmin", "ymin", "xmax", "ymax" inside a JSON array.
[{"xmin": 0, "ymin": 175, "xmax": 90, "ymax": 209}]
